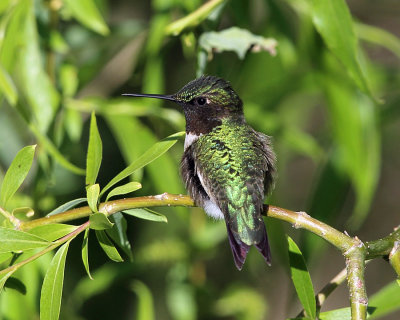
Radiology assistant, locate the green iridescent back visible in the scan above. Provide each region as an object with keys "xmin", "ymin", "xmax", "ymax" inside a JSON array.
[{"xmin": 192, "ymin": 118, "xmax": 271, "ymax": 246}]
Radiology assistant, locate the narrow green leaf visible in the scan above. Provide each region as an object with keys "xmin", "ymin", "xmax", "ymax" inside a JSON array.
[
  {"xmin": 0, "ymin": 64, "xmax": 17, "ymax": 105},
  {"xmin": 86, "ymin": 112, "xmax": 103, "ymax": 186},
  {"xmin": 40, "ymin": 241, "xmax": 70, "ymax": 320},
  {"xmin": 105, "ymin": 182, "xmax": 142, "ymax": 201},
  {"xmin": 165, "ymin": 0, "xmax": 226, "ymax": 36},
  {"xmin": 95, "ymin": 230, "xmax": 123, "ymax": 262},
  {"xmin": 355, "ymin": 22, "xmax": 400, "ymax": 60},
  {"xmin": 47, "ymin": 198, "xmax": 87, "ymax": 216},
  {"xmin": 311, "ymin": 0, "xmax": 372, "ymax": 97},
  {"xmin": 89, "ymin": 212, "xmax": 114, "ymax": 230},
  {"xmin": 322, "ymin": 74, "xmax": 380, "ymax": 228},
  {"xmin": 100, "ymin": 131, "xmax": 185, "ymax": 197},
  {"xmin": 107, "ymin": 213, "xmax": 133, "ymax": 261},
  {"xmin": 0, "ymin": 227, "xmax": 49, "ymax": 253},
  {"xmin": 287, "ymin": 236, "xmax": 316, "ymax": 320},
  {"xmin": 15, "ymin": 0, "xmax": 60, "ymax": 132},
  {"xmin": 63, "ymin": 0, "xmax": 110, "ymax": 35},
  {"xmin": 0, "ymin": 145, "xmax": 35, "ymax": 207},
  {"xmin": 368, "ymin": 280, "xmax": 400, "ymax": 319},
  {"xmin": 28, "ymin": 224, "xmax": 78, "ymax": 242},
  {"xmin": 131, "ymin": 280, "xmax": 155, "ymax": 320},
  {"xmin": 81, "ymin": 229, "xmax": 93, "ymax": 280},
  {"xmin": 123, "ymin": 208, "xmax": 167, "ymax": 223},
  {"xmin": 87, "ymin": 183, "xmax": 100, "ymax": 213}
]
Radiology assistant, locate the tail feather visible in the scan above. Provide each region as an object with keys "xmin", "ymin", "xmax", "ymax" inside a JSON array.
[
  {"xmin": 226, "ymin": 222, "xmax": 271, "ymax": 270},
  {"xmin": 255, "ymin": 226, "xmax": 271, "ymax": 266},
  {"xmin": 226, "ymin": 225, "xmax": 250, "ymax": 270}
]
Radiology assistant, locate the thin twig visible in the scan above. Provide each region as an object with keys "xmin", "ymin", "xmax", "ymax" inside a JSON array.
[{"xmin": 0, "ymin": 221, "xmax": 89, "ymax": 276}]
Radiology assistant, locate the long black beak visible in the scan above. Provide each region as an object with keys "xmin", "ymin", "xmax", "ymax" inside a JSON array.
[{"xmin": 122, "ymin": 93, "xmax": 176, "ymax": 102}]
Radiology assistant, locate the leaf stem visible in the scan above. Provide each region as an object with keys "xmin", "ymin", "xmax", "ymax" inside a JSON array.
[
  {"xmin": 0, "ymin": 221, "xmax": 89, "ymax": 276},
  {"xmin": 0, "ymin": 206, "xmax": 21, "ymax": 228}
]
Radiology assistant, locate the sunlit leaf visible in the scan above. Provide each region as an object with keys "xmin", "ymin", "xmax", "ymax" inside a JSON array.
[
  {"xmin": 81, "ymin": 229, "xmax": 93, "ymax": 279},
  {"xmin": 123, "ymin": 208, "xmax": 167, "ymax": 223},
  {"xmin": 40, "ymin": 241, "xmax": 70, "ymax": 320},
  {"xmin": 100, "ymin": 131, "xmax": 185, "ymax": 197},
  {"xmin": 165, "ymin": 0, "xmax": 226, "ymax": 36},
  {"xmin": 95, "ymin": 230, "xmax": 123, "ymax": 262},
  {"xmin": 47, "ymin": 198, "xmax": 87, "ymax": 216},
  {"xmin": 131, "ymin": 280, "xmax": 155, "ymax": 320},
  {"xmin": 287, "ymin": 236, "xmax": 316, "ymax": 320},
  {"xmin": 0, "ymin": 227, "xmax": 49, "ymax": 253},
  {"xmin": 86, "ymin": 112, "xmax": 103, "ymax": 186},
  {"xmin": 0, "ymin": 145, "xmax": 35, "ymax": 207},
  {"xmin": 28, "ymin": 224, "xmax": 78, "ymax": 242},
  {"xmin": 63, "ymin": 0, "xmax": 110, "ymax": 36},
  {"xmin": 105, "ymin": 182, "xmax": 142, "ymax": 201},
  {"xmin": 89, "ymin": 212, "xmax": 114, "ymax": 230},
  {"xmin": 311, "ymin": 0, "xmax": 372, "ymax": 97},
  {"xmin": 87, "ymin": 183, "xmax": 100, "ymax": 213}
]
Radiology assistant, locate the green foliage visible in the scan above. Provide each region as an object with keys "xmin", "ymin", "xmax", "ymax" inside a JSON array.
[
  {"xmin": 0, "ymin": 0, "xmax": 400, "ymax": 319},
  {"xmin": 0, "ymin": 145, "xmax": 35, "ymax": 207},
  {"xmin": 40, "ymin": 241, "xmax": 70, "ymax": 320},
  {"xmin": 287, "ymin": 236, "xmax": 316, "ymax": 320}
]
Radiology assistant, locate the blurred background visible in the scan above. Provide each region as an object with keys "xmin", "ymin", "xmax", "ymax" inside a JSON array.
[{"xmin": 0, "ymin": 0, "xmax": 399, "ymax": 319}]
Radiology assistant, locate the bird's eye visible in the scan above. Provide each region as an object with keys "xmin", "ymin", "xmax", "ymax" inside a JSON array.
[{"xmin": 196, "ymin": 97, "xmax": 207, "ymax": 106}]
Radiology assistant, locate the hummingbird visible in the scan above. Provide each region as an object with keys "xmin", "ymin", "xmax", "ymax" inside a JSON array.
[{"xmin": 123, "ymin": 75, "xmax": 276, "ymax": 270}]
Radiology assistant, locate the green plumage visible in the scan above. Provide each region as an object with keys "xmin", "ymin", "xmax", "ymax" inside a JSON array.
[{"xmin": 192, "ymin": 118, "xmax": 270, "ymax": 246}]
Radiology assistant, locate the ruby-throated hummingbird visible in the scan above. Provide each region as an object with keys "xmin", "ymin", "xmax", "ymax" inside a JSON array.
[{"xmin": 123, "ymin": 75, "xmax": 276, "ymax": 270}]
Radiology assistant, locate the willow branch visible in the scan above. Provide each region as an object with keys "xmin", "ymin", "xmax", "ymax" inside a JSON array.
[
  {"xmin": 344, "ymin": 240, "xmax": 368, "ymax": 320},
  {"xmin": 14, "ymin": 193, "xmax": 400, "ymax": 320}
]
